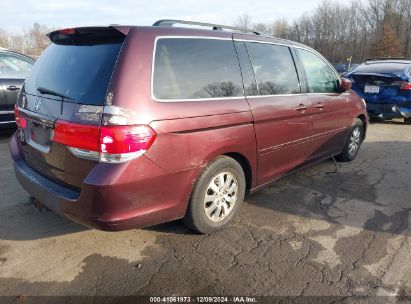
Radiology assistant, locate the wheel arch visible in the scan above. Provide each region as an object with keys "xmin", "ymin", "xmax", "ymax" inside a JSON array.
[
  {"xmin": 356, "ymin": 114, "xmax": 368, "ymax": 140},
  {"xmin": 223, "ymin": 152, "xmax": 253, "ymax": 192}
]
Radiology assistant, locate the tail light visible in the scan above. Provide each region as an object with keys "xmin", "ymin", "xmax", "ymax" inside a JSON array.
[
  {"xmin": 53, "ymin": 120, "xmax": 156, "ymax": 163},
  {"xmin": 14, "ymin": 105, "xmax": 27, "ymax": 129},
  {"xmin": 400, "ymin": 82, "xmax": 411, "ymax": 90},
  {"xmin": 59, "ymin": 28, "xmax": 76, "ymax": 35},
  {"xmin": 393, "ymin": 81, "xmax": 411, "ymax": 90}
]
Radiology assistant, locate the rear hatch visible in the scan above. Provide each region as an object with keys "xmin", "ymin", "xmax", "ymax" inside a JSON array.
[
  {"xmin": 349, "ymin": 62, "xmax": 411, "ymax": 103},
  {"xmin": 16, "ymin": 27, "xmax": 126, "ymax": 190}
]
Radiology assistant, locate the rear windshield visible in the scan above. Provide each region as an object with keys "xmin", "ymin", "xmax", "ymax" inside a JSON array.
[{"xmin": 25, "ymin": 41, "xmax": 123, "ymax": 105}]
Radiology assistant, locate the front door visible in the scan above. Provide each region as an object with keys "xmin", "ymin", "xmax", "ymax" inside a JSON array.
[
  {"xmin": 0, "ymin": 53, "xmax": 34, "ymax": 124},
  {"xmin": 0, "ymin": 82, "xmax": 11, "ymax": 125},
  {"xmin": 296, "ymin": 49, "xmax": 352, "ymax": 160},
  {"xmin": 2, "ymin": 78, "xmax": 24, "ymax": 109}
]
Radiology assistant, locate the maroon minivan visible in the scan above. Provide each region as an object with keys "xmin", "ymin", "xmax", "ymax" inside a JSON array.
[{"xmin": 10, "ymin": 20, "xmax": 368, "ymax": 234}]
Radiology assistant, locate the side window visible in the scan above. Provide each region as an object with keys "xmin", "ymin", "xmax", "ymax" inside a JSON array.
[
  {"xmin": 153, "ymin": 38, "xmax": 243, "ymax": 100},
  {"xmin": 234, "ymin": 41, "xmax": 258, "ymax": 96},
  {"xmin": 245, "ymin": 42, "xmax": 300, "ymax": 95},
  {"xmin": 0, "ymin": 55, "xmax": 33, "ymax": 79},
  {"xmin": 297, "ymin": 49, "xmax": 339, "ymax": 93}
]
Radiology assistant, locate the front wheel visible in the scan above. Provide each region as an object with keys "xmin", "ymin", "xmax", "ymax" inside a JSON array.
[
  {"xmin": 336, "ymin": 118, "xmax": 364, "ymax": 162},
  {"xmin": 404, "ymin": 117, "xmax": 411, "ymax": 125},
  {"xmin": 183, "ymin": 156, "xmax": 246, "ymax": 234}
]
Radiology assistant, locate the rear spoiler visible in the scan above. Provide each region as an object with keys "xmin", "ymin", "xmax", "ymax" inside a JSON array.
[
  {"xmin": 348, "ymin": 72, "xmax": 408, "ymax": 83},
  {"xmin": 349, "ymin": 72, "xmax": 402, "ymax": 78},
  {"xmin": 47, "ymin": 26, "xmax": 129, "ymax": 45}
]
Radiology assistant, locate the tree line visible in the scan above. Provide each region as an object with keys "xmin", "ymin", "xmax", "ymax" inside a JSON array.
[
  {"xmin": 235, "ymin": 0, "xmax": 411, "ymax": 64},
  {"xmin": 0, "ymin": 23, "xmax": 51, "ymax": 58},
  {"xmin": 0, "ymin": 0, "xmax": 410, "ymax": 64}
]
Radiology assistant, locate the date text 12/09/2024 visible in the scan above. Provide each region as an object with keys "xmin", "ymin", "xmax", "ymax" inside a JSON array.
[{"xmin": 150, "ymin": 296, "xmax": 258, "ymax": 303}]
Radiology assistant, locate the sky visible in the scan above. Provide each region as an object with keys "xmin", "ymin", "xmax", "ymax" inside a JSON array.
[{"xmin": 1, "ymin": 0, "xmax": 353, "ymax": 33}]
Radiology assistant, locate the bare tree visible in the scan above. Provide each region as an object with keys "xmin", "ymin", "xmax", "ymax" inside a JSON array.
[
  {"xmin": 25, "ymin": 23, "xmax": 51, "ymax": 56},
  {"xmin": 270, "ymin": 19, "xmax": 290, "ymax": 39},
  {"xmin": 235, "ymin": 14, "xmax": 252, "ymax": 29},
  {"xmin": 3, "ymin": 0, "xmax": 411, "ymax": 63},
  {"xmin": 0, "ymin": 23, "xmax": 52, "ymax": 56},
  {"xmin": 0, "ymin": 29, "xmax": 8, "ymax": 48},
  {"xmin": 235, "ymin": 0, "xmax": 411, "ymax": 64},
  {"xmin": 253, "ymin": 23, "xmax": 269, "ymax": 33}
]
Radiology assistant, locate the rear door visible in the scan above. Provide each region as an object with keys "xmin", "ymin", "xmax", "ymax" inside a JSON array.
[
  {"xmin": 296, "ymin": 48, "xmax": 351, "ymax": 160},
  {"xmin": 234, "ymin": 39, "xmax": 311, "ymax": 185},
  {"xmin": 17, "ymin": 27, "xmax": 126, "ymax": 190}
]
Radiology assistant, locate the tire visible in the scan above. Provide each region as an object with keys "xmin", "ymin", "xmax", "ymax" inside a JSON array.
[
  {"xmin": 336, "ymin": 118, "xmax": 364, "ymax": 162},
  {"xmin": 183, "ymin": 156, "xmax": 246, "ymax": 234},
  {"xmin": 405, "ymin": 117, "xmax": 411, "ymax": 125}
]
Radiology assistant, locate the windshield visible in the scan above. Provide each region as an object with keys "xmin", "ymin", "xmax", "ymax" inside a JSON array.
[{"xmin": 25, "ymin": 41, "xmax": 123, "ymax": 105}]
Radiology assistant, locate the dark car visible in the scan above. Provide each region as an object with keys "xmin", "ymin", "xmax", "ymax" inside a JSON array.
[
  {"xmin": 346, "ymin": 58, "xmax": 411, "ymax": 124},
  {"xmin": 10, "ymin": 20, "xmax": 368, "ymax": 234},
  {"xmin": 334, "ymin": 63, "xmax": 348, "ymax": 74},
  {"xmin": 347, "ymin": 64, "xmax": 359, "ymax": 73},
  {"xmin": 342, "ymin": 64, "xmax": 360, "ymax": 77},
  {"xmin": 0, "ymin": 49, "xmax": 34, "ymax": 129}
]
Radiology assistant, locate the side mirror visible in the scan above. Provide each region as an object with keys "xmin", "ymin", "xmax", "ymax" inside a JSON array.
[{"xmin": 340, "ymin": 78, "xmax": 352, "ymax": 92}]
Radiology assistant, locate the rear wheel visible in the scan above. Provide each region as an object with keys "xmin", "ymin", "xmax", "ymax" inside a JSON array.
[
  {"xmin": 404, "ymin": 117, "xmax": 411, "ymax": 125},
  {"xmin": 184, "ymin": 156, "xmax": 246, "ymax": 234},
  {"xmin": 336, "ymin": 118, "xmax": 364, "ymax": 162}
]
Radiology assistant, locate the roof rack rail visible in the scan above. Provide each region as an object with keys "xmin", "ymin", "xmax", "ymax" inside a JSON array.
[{"xmin": 152, "ymin": 19, "xmax": 262, "ymax": 35}]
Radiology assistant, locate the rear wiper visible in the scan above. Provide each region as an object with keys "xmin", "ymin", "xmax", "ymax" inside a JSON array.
[{"xmin": 37, "ymin": 87, "xmax": 74, "ymax": 100}]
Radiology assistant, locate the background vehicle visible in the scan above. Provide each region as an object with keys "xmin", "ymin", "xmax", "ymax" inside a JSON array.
[
  {"xmin": 10, "ymin": 20, "xmax": 368, "ymax": 234},
  {"xmin": 342, "ymin": 64, "xmax": 360, "ymax": 77},
  {"xmin": 334, "ymin": 63, "xmax": 348, "ymax": 75},
  {"xmin": 346, "ymin": 58, "xmax": 411, "ymax": 124},
  {"xmin": 347, "ymin": 63, "xmax": 359, "ymax": 73},
  {"xmin": 0, "ymin": 49, "xmax": 34, "ymax": 129}
]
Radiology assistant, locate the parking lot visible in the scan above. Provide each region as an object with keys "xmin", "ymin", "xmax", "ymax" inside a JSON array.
[{"xmin": 0, "ymin": 122, "xmax": 410, "ymax": 300}]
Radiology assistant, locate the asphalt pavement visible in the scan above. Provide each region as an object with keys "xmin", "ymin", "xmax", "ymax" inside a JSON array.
[{"xmin": 0, "ymin": 122, "xmax": 410, "ymax": 302}]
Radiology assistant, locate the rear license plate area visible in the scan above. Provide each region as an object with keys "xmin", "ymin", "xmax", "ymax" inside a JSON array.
[
  {"xmin": 29, "ymin": 121, "xmax": 52, "ymax": 147},
  {"xmin": 364, "ymin": 85, "xmax": 380, "ymax": 94}
]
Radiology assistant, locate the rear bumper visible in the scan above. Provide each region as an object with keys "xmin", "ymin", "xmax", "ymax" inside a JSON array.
[
  {"xmin": 10, "ymin": 132, "xmax": 199, "ymax": 231},
  {"xmin": 365, "ymin": 101, "xmax": 411, "ymax": 119}
]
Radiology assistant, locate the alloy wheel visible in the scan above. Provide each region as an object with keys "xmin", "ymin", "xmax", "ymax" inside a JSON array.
[{"xmin": 203, "ymin": 172, "xmax": 238, "ymax": 222}]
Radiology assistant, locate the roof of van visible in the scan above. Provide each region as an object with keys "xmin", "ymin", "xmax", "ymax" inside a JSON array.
[
  {"xmin": 50, "ymin": 24, "xmax": 306, "ymax": 47},
  {"xmin": 142, "ymin": 25, "xmax": 317, "ymax": 55},
  {"xmin": 48, "ymin": 24, "xmax": 318, "ymax": 58}
]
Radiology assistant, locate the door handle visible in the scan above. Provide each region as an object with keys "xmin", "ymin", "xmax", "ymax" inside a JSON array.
[
  {"xmin": 313, "ymin": 103, "xmax": 324, "ymax": 110},
  {"xmin": 6, "ymin": 85, "xmax": 20, "ymax": 91},
  {"xmin": 294, "ymin": 104, "xmax": 308, "ymax": 112}
]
